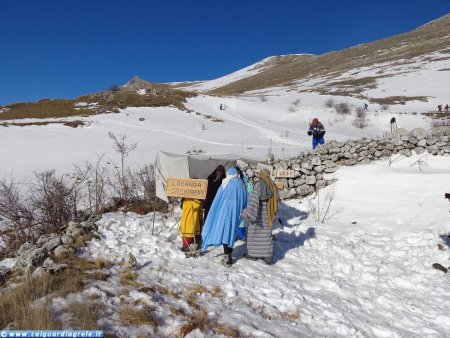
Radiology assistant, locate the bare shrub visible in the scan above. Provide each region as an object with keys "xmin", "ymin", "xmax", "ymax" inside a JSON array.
[
  {"xmin": 324, "ymin": 98, "xmax": 336, "ymax": 108},
  {"xmin": 259, "ymin": 95, "xmax": 268, "ymax": 102},
  {"xmin": 352, "ymin": 107, "xmax": 368, "ymax": 129},
  {"xmin": 410, "ymin": 154, "xmax": 429, "ymax": 172},
  {"xmin": 288, "ymin": 105, "xmax": 296, "ymax": 113},
  {"xmin": 108, "ymin": 132, "xmax": 137, "ymax": 207},
  {"xmin": 334, "ymin": 102, "xmax": 352, "ymax": 115},
  {"xmin": 0, "ymin": 178, "xmax": 35, "ymax": 254},
  {"xmin": 293, "ymin": 99, "xmax": 301, "ymax": 107},
  {"xmin": 381, "ymin": 104, "xmax": 389, "ymax": 110},
  {"xmin": 0, "ymin": 171, "xmax": 84, "ymax": 255},
  {"xmin": 31, "ymin": 170, "xmax": 84, "ymax": 233}
]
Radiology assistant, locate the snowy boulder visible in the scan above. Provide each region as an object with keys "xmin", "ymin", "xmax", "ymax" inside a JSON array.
[
  {"xmin": 344, "ymin": 159, "xmax": 358, "ymax": 166},
  {"xmin": 296, "ymin": 185, "xmax": 314, "ymax": 196},
  {"xmin": 42, "ymin": 258, "xmax": 67, "ymax": 273},
  {"xmin": 324, "ymin": 167, "xmax": 339, "ymax": 173},
  {"xmin": 305, "ymin": 176, "xmax": 317, "ymax": 185},
  {"xmin": 390, "ymin": 128, "xmax": 409, "ymax": 138},
  {"xmin": 313, "ymin": 165, "xmax": 324, "ymax": 173},
  {"xmin": 301, "ymin": 162, "xmax": 313, "ymax": 170},
  {"xmin": 310, "ymin": 157, "xmax": 321, "ymax": 166},
  {"xmin": 291, "ymin": 164, "xmax": 301, "ymax": 171},
  {"xmin": 279, "ymin": 189, "xmax": 295, "ymax": 200},
  {"xmin": 401, "ymin": 149, "xmax": 413, "ymax": 157},
  {"xmin": 236, "ymin": 159, "xmax": 249, "ymax": 169},
  {"xmin": 31, "ymin": 267, "xmax": 48, "ymax": 279},
  {"xmin": 407, "ymin": 136, "xmax": 418, "ymax": 145},
  {"xmin": 67, "ymin": 227, "xmax": 84, "ymax": 238},
  {"xmin": 410, "ymin": 128, "xmax": 428, "ymax": 140},
  {"xmin": 61, "ymin": 234, "xmax": 74, "ymax": 246},
  {"xmin": 328, "ymin": 147, "xmax": 341, "ymax": 154},
  {"xmin": 54, "ymin": 245, "xmax": 72, "ymax": 259},
  {"xmin": 417, "ymin": 139, "xmax": 427, "ymax": 147},
  {"xmin": 36, "ymin": 233, "xmax": 61, "ymax": 252},
  {"xmin": 16, "ymin": 246, "xmax": 48, "ymax": 268},
  {"xmin": 426, "ymin": 136, "xmax": 438, "ymax": 146},
  {"xmin": 431, "ymin": 126, "xmax": 450, "ymax": 136}
]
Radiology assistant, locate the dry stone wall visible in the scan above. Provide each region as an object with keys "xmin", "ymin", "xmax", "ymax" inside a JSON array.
[{"xmin": 241, "ymin": 126, "xmax": 450, "ymax": 200}]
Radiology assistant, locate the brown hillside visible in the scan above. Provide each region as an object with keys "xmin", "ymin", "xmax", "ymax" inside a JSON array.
[{"xmin": 207, "ymin": 14, "xmax": 450, "ymax": 96}]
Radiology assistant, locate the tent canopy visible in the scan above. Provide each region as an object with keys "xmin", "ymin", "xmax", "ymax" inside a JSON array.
[{"xmin": 155, "ymin": 151, "xmax": 262, "ymax": 201}]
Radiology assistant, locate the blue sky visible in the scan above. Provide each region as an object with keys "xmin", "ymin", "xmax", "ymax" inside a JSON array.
[{"xmin": 0, "ymin": 0, "xmax": 449, "ymax": 105}]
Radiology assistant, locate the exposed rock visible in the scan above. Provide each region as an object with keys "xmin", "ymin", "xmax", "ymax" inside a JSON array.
[
  {"xmin": 296, "ymin": 185, "xmax": 314, "ymax": 196},
  {"xmin": 305, "ymin": 176, "xmax": 317, "ymax": 185},
  {"xmin": 61, "ymin": 234, "xmax": 74, "ymax": 246},
  {"xmin": 54, "ymin": 245, "xmax": 72, "ymax": 259},
  {"xmin": 410, "ymin": 128, "xmax": 428, "ymax": 140},
  {"xmin": 31, "ymin": 267, "xmax": 48, "ymax": 279},
  {"xmin": 432, "ymin": 263, "xmax": 448, "ymax": 273},
  {"xmin": 36, "ymin": 234, "xmax": 61, "ymax": 252},
  {"xmin": 16, "ymin": 246, "xmax": 48, "ymax": 268},
  {"xmin": 42, "ymin": 257, "xmax": 67, "ymax": 273}
]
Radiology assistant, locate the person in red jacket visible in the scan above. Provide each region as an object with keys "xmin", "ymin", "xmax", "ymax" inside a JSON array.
[{"xmin": 308, "ymin": 118, "xmax": 325, "ymax": 149}]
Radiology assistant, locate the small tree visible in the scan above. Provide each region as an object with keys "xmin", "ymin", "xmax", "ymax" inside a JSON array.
[{"xmin": 108, "ymin": 132, "xmax": 137, "ymax": 207}]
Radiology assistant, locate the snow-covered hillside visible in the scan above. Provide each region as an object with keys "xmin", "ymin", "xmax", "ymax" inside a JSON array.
[{"xmin": 42, "ymin": 154, "xmax": 450, "ymax": 337}]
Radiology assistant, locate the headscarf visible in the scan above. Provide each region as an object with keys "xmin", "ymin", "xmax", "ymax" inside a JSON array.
[
  {"xmin": 221, "ymin": 167, "xmax": 238, "ymax": 188},
  {"xmin": 258, "ymin": 169, "xmax": 278, "ymax": 227}
]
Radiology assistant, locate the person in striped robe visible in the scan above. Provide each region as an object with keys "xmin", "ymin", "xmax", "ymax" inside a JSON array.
[{"xmin": 242, "ymin": 169, "xmax": 278, "ymax": 264}]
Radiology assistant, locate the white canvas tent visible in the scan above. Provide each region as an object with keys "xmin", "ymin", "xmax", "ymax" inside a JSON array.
[{"xmin": 155, "ymin": 151, "xmax": 262, "ymax": 201}]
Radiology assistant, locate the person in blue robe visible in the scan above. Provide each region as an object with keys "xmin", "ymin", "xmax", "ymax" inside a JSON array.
[{"xmin": 201, "ymin": 167, "xmax": 248, "ymax": 266}]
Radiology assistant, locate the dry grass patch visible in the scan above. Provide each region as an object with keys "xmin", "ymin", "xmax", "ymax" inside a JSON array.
[
  {"xmin": 0, "ymin": 274, "xmax": 60, "ymax": 330},
  {"xmin": 0, "ymin": 120, "xmax": 87, "ymax": 128},
  {"xmin": 120, "ymin": 305, "xmax": 158, "ymax": 327},
  {"xmin": 0, "ymin": 251, "xmax": 116, "ymax": 330},
  {"xmin": 369, "ymin": 96, "xmax": 429, "ymax": 105},
  {"xmin": 119, "ymin": 266, "xmax": 140, "ymax": 287},
  {"xmin": 68, "ymin": 301, "xmax": 103, "ymax": 329},
  {"xmin": 0, "ymin": 88, "xmax": 197, "ymax": 121},
  {"xmin": 176, "ymin": 308, "xmax": 239, "ymax": 338}
]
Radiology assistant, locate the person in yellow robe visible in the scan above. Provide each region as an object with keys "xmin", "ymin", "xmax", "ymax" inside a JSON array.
[{"xmin": 180, "ymin": 198, "xmax": 203, "ymax": 254}]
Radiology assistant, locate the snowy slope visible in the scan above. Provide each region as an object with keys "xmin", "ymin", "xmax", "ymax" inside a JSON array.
[
  {"xmin": 48, "ymin": 154, "xmax": 450, "ymax": 337},
  {"xmin": 0, "ymin": 91, "xmax": 436, "ymax": 179}
]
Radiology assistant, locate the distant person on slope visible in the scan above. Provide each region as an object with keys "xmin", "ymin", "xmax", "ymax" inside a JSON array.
[
  {"xmin": 308, "ymin": 118, "xmax": 325, "ymax": 149},
  {"xmin": 445, "ymin": 104, "xmax": 449, "ymax": 112},
  {"xmin": 438, "ymin": 104, "xmax": 442, "ymax": 112},
  {"xmin": 203, "ymin": 165, "xmax": 226, "ymax": 221},
  {"xmin": 242, "ymin": 169, "xmax": 278, "ymax": 265},
  {"xmin": 201, "ymin": 167, "xmax": 248, "ymax": 267},
  {"xmin": 364, "ymin": 103, "xmax": 369, "ymax": 111}
]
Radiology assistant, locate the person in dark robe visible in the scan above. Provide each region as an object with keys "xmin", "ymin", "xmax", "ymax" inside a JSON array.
[{"xmin": 203, "ymin": 165, "xmax": 226, "ymax": 221}]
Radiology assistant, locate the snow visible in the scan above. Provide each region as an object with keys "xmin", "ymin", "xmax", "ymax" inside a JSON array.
[{"xmin": 48, "ymin": 154, "xmax": 450, "ymax": 337}]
